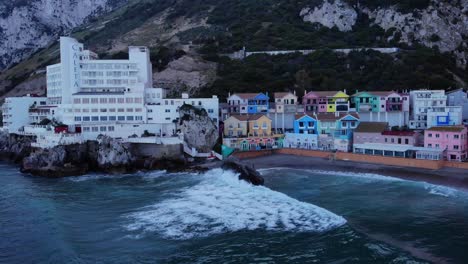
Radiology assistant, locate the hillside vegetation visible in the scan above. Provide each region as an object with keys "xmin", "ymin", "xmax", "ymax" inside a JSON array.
[{"xmin": 0, "ymin": 0, "xmax": 466, "ymax": 101}]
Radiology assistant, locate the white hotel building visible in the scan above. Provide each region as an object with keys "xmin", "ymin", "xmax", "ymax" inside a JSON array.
[
  {"xmin": 2, "ymin": 37, "xmax": 218, "ymax": 146},
  {"xmin": 409, "ymin": 90, "xmax": 462, "ymax": 129}
]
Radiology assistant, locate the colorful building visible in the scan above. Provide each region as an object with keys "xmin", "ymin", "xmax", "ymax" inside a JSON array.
[
  {"xmin": 274, "ymin": 92, "xmax": 298, "ymax": 113},
  {"xmin": 227, "ymin": 93, "xmax": 269, "ymax": 114},
  {"xmin": 354, "ymin": 122, "xmax": 423, "ymax": 146},
  {"xmin": 351, "ymin": 91, "xmax": 410, "ymax": 127},
  {"xmin": 316, "ymin": 112, "xmax": 360, "ymax": 152},
  {"xmin": 223, "ymin": 114, "xmax": 282, "ymax": 151},
  {"xmin": 284, "ymin": 113, "xmax": 319, "ymax": 149},
  {"xmin": 424, "ymin": 126, "xmax": 467, "ymax": 161},
  {"xmin": 409, "ymin": 90, "xmax": 462, "ymax": 129},
  {"xmin": 303, "ymin": 91, "xmax": 350, "ymax": 113}
]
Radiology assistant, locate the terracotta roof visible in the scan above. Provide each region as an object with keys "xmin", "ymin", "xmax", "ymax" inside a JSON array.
[
  {"xmin": 426, "ymin": 126, "xmax": 466, "ymax": 132},
  {"xmin": 369, "ymin": 91, "xmax": 397, "ymax": 96},
  {"xmin": 248, "ymin": 114, "xmax": 270, "ymax": 121},
  {"xmin": 232, "ymin": 93, "xmax": 264, "ymax": 99},
  {"xmin": 316, "ymin": 112, "xmax": 359, "ymax": 121},
  {"xmin": 274, "ymin": 92, "xmax": 294, "ymax": 98},
  {"xmin": 355, "ymin": 122, "xmax": 388, "ymax": 133},
  {"xmin": 382, "ymin": 131, "xmax": 416, "ymax": 136},
  {"xmin": 228, "ymin": 114, "xmax": 250, "ymax": 121},
  {"xmin": 228, "ymin": 114, "xmax": 270, "ymax": 121}
]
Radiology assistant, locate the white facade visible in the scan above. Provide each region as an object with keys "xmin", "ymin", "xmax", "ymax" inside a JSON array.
[
  {"xmin": 427, "ymin": 106, "xmax": 462, "ymax": 128},
  {"xmin": 409, "ymin": 90, "xmax": 448, "ymax": 129},
  {"xmin": 2, "ymin": 96, "xmax": 48, "ymax": 133},
  {"xmin": 284, "ymin": 133, "xmax": 318, "ymax": 149},
  {"xmin": 2, "ymin": 37, "xmax": 219, "ymax": 147}
]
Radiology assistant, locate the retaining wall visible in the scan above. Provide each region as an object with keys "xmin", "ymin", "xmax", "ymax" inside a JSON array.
[{"xmin": 233, "ymin": 148, "xmax": 465, "ymax": 170}]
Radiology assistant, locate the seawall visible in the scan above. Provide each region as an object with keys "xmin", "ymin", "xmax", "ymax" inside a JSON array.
[{"xmin": 233, "ymin": 148, "xmax": 468, "ymax": 170}]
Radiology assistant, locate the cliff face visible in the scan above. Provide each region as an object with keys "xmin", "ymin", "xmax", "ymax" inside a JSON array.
[
  {"xmin": 300, "ymin": 0, "xmax": 468, "ymax": 66},
  {"xmin": 179, "ymin": 105, "xmax": 218, "ymax": 153},
  {"xmin": 0, "ymin": 0, "xmax": 126, "ymax": 70}
]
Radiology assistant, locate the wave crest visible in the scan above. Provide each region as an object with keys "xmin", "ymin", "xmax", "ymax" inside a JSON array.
[{"xmin": 124, "ymin": 169, "xmax": 346, "ymax": 239}]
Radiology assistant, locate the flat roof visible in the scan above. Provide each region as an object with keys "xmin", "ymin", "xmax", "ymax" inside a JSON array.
[
  {"xmin": 73, "ymin": 92, "xmax": 125, "ymax": 95},
  {"xmin": 354, "ymin": 143, "xmax": 444, "ymax": 153}
]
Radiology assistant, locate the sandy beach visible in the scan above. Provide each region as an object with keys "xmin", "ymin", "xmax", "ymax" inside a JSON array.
[{"xmin": 239, "ymin": 154, "xmax": 468, "ymax": 190}]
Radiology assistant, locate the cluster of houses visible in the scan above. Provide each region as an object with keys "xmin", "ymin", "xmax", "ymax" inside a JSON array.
[
  {"xmin": 1, "ymin": 36, "xmax": 468, "ymax": 162},
  {"xmin": 221, "ymin": 89, "xmax": 468, "ymax": 162}
]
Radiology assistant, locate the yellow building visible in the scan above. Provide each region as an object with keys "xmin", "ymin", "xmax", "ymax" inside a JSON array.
[
  {"xmin": 327, "ymin": 91, "xmax": 350, "ymax": 113},
  {"xmin": 224, "ymin": 115, "xmax": 249, "ymax": 137},
  {"xmin": 248, "ymin": 114, "xmax": 272, "ymax": 137}
]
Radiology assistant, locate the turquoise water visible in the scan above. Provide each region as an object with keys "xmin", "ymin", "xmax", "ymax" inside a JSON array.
[{"xmin": 1, "ymin": 162, "xmax": 468, "ymax": 263}]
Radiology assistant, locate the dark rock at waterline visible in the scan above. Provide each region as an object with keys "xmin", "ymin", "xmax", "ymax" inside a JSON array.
[{"xmin": 221, "ymin": 157, "xmax": 264, "ymax": 186}]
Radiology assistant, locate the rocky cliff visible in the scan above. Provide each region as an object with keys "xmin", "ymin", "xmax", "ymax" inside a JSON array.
[
  {"xmin": 179, "ymin": 104, "xmax": 218, "ymax": 153},
  {"xmin": 0, "ymin": 0, "xmax": 127, "ymax": 70},
  {"xmin": 300, "ymin": 0, "xmax": 468, "ymax": 66}
]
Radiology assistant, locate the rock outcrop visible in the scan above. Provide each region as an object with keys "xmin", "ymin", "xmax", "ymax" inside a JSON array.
[
  {"xmin": 153, "ymin": 55, "xmax": 217, "ymax": 96},
  {"xmin": 222, "ymin": 157, "xmax": 264, "ymax": 186},
  {"xmin": 0, "ymin": 0, "xmax": 127, "ymax": 70},
  {"xmin": 0, "ymin": 130, "xmax": 34, "ymax": 162},
  {"xmin": 20, "ymin": 135, "xmax": 135, "ymax": 176},
  {"xmin": 179, "ymin": 104, "xmax": 218, "ymax": 153},
  {"xmin": 300, "ymin": 0, "xmax": 357, "ymax": 32},
  {"xmin": 301, "ymin": 0, "xmax": 468, "ymax": 67}
]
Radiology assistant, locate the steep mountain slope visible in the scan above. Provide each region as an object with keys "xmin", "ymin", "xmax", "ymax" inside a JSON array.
[
  {"xmin": 0, "ymin": 0, "xmax": 466, "ymax": 102},
  {"xmin": 0, "ymin": 0, "xmax": 128, "ymax": 70}
]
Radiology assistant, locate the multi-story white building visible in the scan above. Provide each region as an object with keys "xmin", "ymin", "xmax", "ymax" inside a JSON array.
[
  {"xmin": 2, "ymin": 95, "xmax": 48, "ymax": 133},
  {"xmin": 409, "ymin": 90, "xmax": 461, "ymax": 129},
  {"xmin": 2, "ymin": 37, "xmax": 219, "ymax": 147}
]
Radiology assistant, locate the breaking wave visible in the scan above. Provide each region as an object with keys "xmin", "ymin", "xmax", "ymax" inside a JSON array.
[{"xmin": 123, "ymin": 169, "xmax": 346, "ymax": 239}]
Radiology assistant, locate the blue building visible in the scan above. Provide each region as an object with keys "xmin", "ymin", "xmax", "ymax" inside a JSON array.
[
  {"xmin": 293, "ymin": 113, "xmax": 318, "ymax": 134},
  {"xmin": 247, "ymin": 93, "xmax": 269, "ymax": 114}
]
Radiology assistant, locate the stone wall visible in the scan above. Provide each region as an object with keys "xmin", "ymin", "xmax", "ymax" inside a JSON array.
[
  {"xmin": 233, "ymin": 148, "xmax": 464, "ymax": 170},
  {"xmin": 131, "ymin": 143, "xmax": 182, "ymax": 159}
]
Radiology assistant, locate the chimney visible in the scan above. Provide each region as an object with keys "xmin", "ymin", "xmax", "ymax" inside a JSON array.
[
  {"xmin": 344, "ymin": 89, "xmax": 347, "ymax": 95},
  {"xmin": 304, "ymin": 90, "xmax": 307, "ymax": 96}
]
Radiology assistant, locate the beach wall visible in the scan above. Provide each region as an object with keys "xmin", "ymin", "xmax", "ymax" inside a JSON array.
[
  {"xmin": 233, "ymin": 150, "xmax": 276, "ymax": 159},
  {"xmin": 233, "ymin": 148, "xmax": 461, "ymax": 170},
  {"xmin": 275, "ymin": 148, "xmax": 330, "ymax": 158},
  {"xmin": 444, "ymin": 161, "xmax": 468, "ymax": 170},
  {"xmin": 334, "ymin": 152, "xmax": 445, "ymax": 170}
]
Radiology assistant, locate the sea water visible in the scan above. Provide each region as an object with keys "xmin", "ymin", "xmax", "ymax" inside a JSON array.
[{"xmin": 1, "ymin": 162, "xmax": 467, "ymax": 263}]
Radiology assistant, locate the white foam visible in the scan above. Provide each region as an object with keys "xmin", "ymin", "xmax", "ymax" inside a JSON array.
[
  {"xmin": 123, "ymin": 169, "xmax": 346, "ymax": 239},
  {"xmin": 260, "ymin": 167, "xmax": 404, "ymax": 182},
  {"xmin": 65, "ymin": 170, "xmax": 168, "ymax": 182},
  {"xmin": 423, "ymin": 183, "xmax": 459, "ymax": 197}
]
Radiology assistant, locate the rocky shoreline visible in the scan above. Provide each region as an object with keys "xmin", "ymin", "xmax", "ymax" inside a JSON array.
[
  {"xmin": 0, "ymin": 130, "xmax": 265, "ymax": 185},
  {"xmin": 0, "ymin": 131, "xmax": 190, "ymax": 177}
]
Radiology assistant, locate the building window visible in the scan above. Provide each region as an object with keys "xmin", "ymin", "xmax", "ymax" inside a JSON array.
[
  {"xmin": 108, "ymin": 126, "xmax": 115, "ymax": 132},
  {"xmin": 454, "ymin": 145, "xmax": 459, "ymax": 150},
  {"xmin": 91, "ymin": 98, "xmax": 98, "ymax": 104},
  {"xmin": 127, "ymin": 116, "xmax": 134, "ymax": 121},
  {"xmin": 428, "ymin": 133, "xmax": 432, "ymax": 138},
  {"xmin": 92, "ymin": 127, "xmax": 98, "ymax": 132},
  {"xmin": 100, "ymin": 98, "xmax": 107, "ymax": 104},
  {"xmin": 109, "ymin": 98, "xmax": 116, "ymax": 103},
  {"xmin": 454, "ymin": 135, "xmax": 459, "ymax": 139},
  {"xmin": 92, "ymin": 108, "xmax": 98, "ymax": 113},
  {"xmin": 82, "ymin": 98, "xmax": 90, "ymax": 104},
  {"xmin": 109, "ymin": 116, "xmax": 116, "ymax": 121},
  {"xmin": 118, "ymin": 108, "xmax": 124, "ymax": 112},
  {"xmin": 91, "ymin": 116, "xmax": 99, "ymax": 121},
  {"xmin": 73, "ymin": 98, "xmax": 81, "ymax": 104},
  {"xmin": 83, "ymin": 116, "xmax": 90, "ymax": 121},
  {"xmin": 100, "ymin": 109, "xmax": 107, "ymax": 112},
  {"xmin": 208, "ymin": 109, "xmax": 214, "ymax": 113},
  {"xmin": 126, "ymin": 98, "xmax": 133, "ymax": 103},
  {"xmin": 100, "ymin": 126, "xmax": 107, "ymax": 132},
  {"xmin": 127, "ymin": 108, "xmax": 134, "ymax": 112},
  {"xmin": 385, "ymin": 138, "xmax": 388, "ymax": 143},
  {"xmin": 100, "ymin": 116, "xmax": 108, "ymax": 121},
  {"xmin": 165, "ymin": 109, "xmax": 170, "ymax": 113},
  {"xmin": 118, "ymin": 98, "xmax": 124, "ymax": 103},
  {"xmin": 118, "ymin": 116, "xmax": 125, "ymax": 121},
  {"xmin": 435, "ymin": 134, "xmax": 440, "ymax": 138},
  {"xmin": 405, "ymin": 139, "xmax": 409, "ymax": 144},
  {"xmin": 83, "ymin": 127, "xmax": 90, "ymax": 132},
  {"xmin": 74, "ymin": 116, "xmax": 81, "ymax": 121}
]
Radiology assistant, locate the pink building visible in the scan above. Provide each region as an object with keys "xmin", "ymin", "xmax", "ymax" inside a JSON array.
[
  {"xmin": 424, "ymin": 126, "xmax": 468, "ymax": 161},
  {"xmin": 354, "ymin": 122, "xmax": 423, "ymax": 146}
]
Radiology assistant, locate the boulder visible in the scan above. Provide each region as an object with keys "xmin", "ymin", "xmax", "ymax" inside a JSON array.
[
  {"xmin": 179, "ymin": 104, "xmax": 218, "ymax": 153},
  {"xmin": 222, "ymin": 156, "xmax": 264, "ymax": 186}
]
